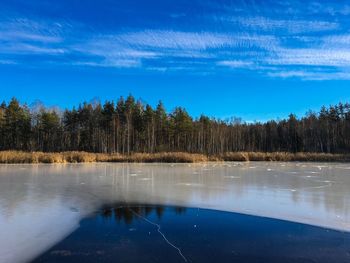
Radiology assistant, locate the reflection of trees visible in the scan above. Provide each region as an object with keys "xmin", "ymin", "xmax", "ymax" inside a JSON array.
[
  {"xmin": 174, "ymin": 207, "xmax": 186, "ymax": 215},
  {"xmin": 99, "ymin": 205, "xmax": 186, "ymax": 225}
]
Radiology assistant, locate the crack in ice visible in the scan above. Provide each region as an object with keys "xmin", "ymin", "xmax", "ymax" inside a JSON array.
[{"xmin": 130, "ymin": 209, "xmax": 188, "ymax": 262}]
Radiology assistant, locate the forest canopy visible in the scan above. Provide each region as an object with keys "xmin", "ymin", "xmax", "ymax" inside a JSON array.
[{"xmin": 0, "ymin": 96, "xmax": 349, "ymax": 154}]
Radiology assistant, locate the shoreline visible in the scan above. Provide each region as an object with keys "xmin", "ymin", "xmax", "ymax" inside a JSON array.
[{"xmin": 0, "ymin": 151, "xmax": 349, "ymax": 164}]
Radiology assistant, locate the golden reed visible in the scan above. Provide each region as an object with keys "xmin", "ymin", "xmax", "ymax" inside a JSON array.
[{"xmin": 0, "ymin": 151, "xmax": 349, "ymax": 163}]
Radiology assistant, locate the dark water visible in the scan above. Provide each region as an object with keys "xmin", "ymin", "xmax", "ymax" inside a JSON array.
[{"xmin": 32, "ymin": 205, "xmax": 350, "ymax": 263}]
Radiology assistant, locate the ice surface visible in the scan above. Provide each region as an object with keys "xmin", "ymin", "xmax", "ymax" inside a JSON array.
[{"xmin": 0, "ymin": 162, "xmax": 350, "ymax": 263}]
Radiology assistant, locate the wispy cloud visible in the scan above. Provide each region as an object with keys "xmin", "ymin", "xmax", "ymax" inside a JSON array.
[
  {"xmin": 322, "ymin": 34, "xmax": 350, "ymax": 48},
  {"xmin": 0, "ymin": 43, "xmax": 65, "ymax": 55},
  {"xmin": 0, "ymin": 31, "xmax": 61, "ymax": 43},
  {"xmin": 307, "ymin": 2, "xmax": 350, "ymax": 16},
  {"xmin": 217, "ymin": 60, "xmax": 254, "ymax": 68},
  {"xmin": 268, "ymin": 70, "xmax": 350, "ymax": 81},
  {"xmin": 267, "ymin": 48, "xmax": 350, "ymax": 67},
  {"xmin": 0, "ymin": 18, "xmax": 63, "ymax": 43},
  {"xmin": 0, "ymin": 18, "xmax": 66, "ymax": 56},
  {"xmin": 116, "ymin": 30, "xmax": 235, "ymax": 50},
  {"xmin": 0, "ymin": 59, "xmax": 16, "ymax": 65},
  {"xmin": 221, "ymin": 16, "xmax": 339, "ymax": 34},
  {"xmin": 107, "ymin": 30, "xmax": 277, "ymax": 53},
  {"xmin": 70, "ymin": 30, "xmax": 277, "ymax": 68},
  {"xmin": 73, "ymin": 59, "xmax": 141, "ymax": 68},
  {"xmin": 1, "ymin": 7, "xmax": 350, "ymax": 81}
]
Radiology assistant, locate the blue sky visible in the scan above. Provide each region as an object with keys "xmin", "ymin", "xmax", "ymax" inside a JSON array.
[{"xmin": 1, "ymin": 0, "xmax": 350, "ymax": 121}]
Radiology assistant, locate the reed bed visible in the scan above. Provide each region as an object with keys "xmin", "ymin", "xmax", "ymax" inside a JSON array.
[
  {"xmin": 0, "ymin": 151, "xmax": 349, "ymax": 164},
  {"xmin": 0, "ymin": 151, "xmax": 207, "ymax": 163},
  {"xmin": 217, "ymin": 152, "xmax": 350, "ymax": 162}
]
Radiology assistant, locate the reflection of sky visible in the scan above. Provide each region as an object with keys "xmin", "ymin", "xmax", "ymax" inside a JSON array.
[
  {"xmin": 1, "ymin": 163, "xmax": 350, "ymax": 263},
  {"xmin": 1, "ymin": 0, "xmax": 350, "ymax": 120}
]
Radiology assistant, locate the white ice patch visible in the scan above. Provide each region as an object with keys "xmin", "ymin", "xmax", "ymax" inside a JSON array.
[
  {"xmin": 175, "ymin": 183, "xmax": 204, "ymax": 187},
  {"xmin": 137, "ymin": 178, "xmax": 152, "ymax": 181},
  {"xmin": 0, "ymin": 199, "xmax": 81, "ymax": 263}
]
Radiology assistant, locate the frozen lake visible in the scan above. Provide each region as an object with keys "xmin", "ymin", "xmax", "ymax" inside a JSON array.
[{"xmin": 0, "ymin": 162, "xmax": 350, "ymax": 263}]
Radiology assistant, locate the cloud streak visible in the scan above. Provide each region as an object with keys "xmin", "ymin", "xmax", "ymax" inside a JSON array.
[
  {"xmin": 220, "ymin": 16, "xmax": 339, "ymax": 34},
  {"xmin": 217, "ymin": 60, "xmax": 254, "ymax": 68},
  {"xmin": 70, "ymin": 30, "xmax": 278, "ymax": 69},
  {"xmin": 113, "ymin": 30, "xmax": 276, "ymax": 51},
  {"xmin": 0, "ymin": 18, "xmax": 63, "ymax": 43},
  {"xmin": 268, "ymin": 70, "xmax": 350, "ymax": 81}
]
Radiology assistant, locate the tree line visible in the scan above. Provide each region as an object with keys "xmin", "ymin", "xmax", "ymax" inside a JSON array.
[{"xmin": 0, "ymin": 96, "xmax": 349, "ymax": 154}]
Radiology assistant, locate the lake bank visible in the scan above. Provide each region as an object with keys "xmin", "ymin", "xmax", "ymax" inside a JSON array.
[{"xmin": 0, "ymin": 151, "xmax": 350, "ymax": 164}]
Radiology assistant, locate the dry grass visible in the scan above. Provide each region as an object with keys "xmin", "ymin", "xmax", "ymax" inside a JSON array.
[
  {"xmin": 0, "ymin": 151, "xmax": 349, "ymax": 164},
  {"xmin": 0, "ymin": 151, "xmax": 208, "ymax": 164},
  {"xmin": 219, "ymin": 152, "xmax": 292, "ymax": 162},
  {"xmin": 217, "ymin": 152, "xmax": 350, "ymax": 162}
]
